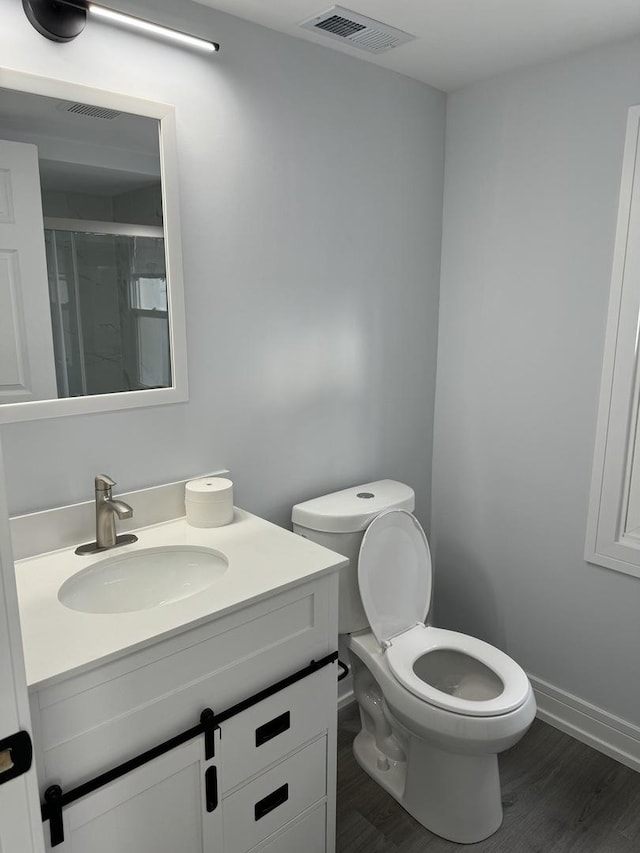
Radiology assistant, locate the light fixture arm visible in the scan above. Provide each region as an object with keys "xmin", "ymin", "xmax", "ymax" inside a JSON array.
[{"xmin": 22, "ymin": 0, "xmax": 219, "ymax": 52}]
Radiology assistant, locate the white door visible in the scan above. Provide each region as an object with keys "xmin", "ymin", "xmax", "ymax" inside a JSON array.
[
  {"xmin": 0, "ymin": 139, "xmax": 58, "ymax": 403},
  {"xmin": 0, "ymin": 442, "xmax": 45, "ymax": 852}
]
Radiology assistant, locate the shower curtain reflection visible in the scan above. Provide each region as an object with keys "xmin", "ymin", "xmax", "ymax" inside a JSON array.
[{"xmin": 44, "ymin": 224, "xmax": 170, "ymax": 398}]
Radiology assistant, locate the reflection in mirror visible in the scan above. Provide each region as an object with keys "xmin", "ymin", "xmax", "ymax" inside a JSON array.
[
  {"xmin": 0, "ymin": 70, "xmax": 187, "ymax": 422},
  {"xmin": 0, "ymin": 87, "xmax": 169, "ymax": 401},
  {"xmin": 45, "ymin": 225, "xmax": 169, "ymax": 397}
]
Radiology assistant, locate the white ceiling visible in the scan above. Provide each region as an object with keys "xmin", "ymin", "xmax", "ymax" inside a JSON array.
[{"xmin": 194, "ymin": 0, "xmax": 640, "ymax": 91}]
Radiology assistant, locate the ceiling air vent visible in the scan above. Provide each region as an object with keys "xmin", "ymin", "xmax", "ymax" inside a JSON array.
[
  {"xmin": 301, "ymin": 6, "xmax": 415, "ymax": 54},
  {"xmin": 59, "ymin": 102, "xmax": 122, "ymax": 120}
]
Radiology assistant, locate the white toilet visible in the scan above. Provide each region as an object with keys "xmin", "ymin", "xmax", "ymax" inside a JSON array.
[{"xmin": 292, "ymin": 480, "xmax": 536, "ymax": 844}]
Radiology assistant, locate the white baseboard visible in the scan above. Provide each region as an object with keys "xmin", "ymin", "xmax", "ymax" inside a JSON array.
[{"xmin": 529, "ymin": 674, "xmax": 640, "ymax": 773}]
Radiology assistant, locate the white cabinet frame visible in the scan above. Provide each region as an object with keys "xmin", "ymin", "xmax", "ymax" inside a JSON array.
[{"xmin": 586, "ymin": 104, "xmax": 640, "ymax": 576}]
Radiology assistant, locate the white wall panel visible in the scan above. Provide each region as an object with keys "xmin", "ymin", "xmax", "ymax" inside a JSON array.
[{"xmin": 434, "ymin": 36, "xmax": 640, "ymax": 726}]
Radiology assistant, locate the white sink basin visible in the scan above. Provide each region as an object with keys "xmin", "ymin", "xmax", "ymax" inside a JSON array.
[{"xmin": 58, "ymin": 545, "xmax": 228, "ymax": 614}]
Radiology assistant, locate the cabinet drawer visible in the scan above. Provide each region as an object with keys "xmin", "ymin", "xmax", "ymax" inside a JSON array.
[
  {"xmin": 223, "ymin": 736, "xmax": 326, "ymax": 853},
  {"xmin": 250, "ymin": 803, "xmax": 326, "ymax": 853},
  {"xmin": 221, "ymin": 664, "xmax": 335, "ymax": 792}
]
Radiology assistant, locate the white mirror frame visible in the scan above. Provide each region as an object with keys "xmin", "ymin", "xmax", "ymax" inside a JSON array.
[
  {"xmin": 586, "ymin": 104, "xmax": 640, "ymax": 577},
  {"xmin": 0, "ymin": 68, "xmax": 188, "ymax": 423}
]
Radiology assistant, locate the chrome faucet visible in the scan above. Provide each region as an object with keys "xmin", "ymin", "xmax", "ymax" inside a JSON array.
[
  {"xmin": 75, "ymin": 474, "xmax": 138, "ymax": 555},
  {"xmin": 95, "ymin": 474, "xmax": 134, "ymax": 548}
]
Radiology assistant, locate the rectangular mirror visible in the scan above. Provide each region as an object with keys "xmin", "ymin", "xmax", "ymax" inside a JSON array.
[{"xmin": 0, "ymin": 69, "xmax": 187, "ymax": 422}]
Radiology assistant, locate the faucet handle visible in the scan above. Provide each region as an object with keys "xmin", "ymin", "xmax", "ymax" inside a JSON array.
[{"xmin": 95, "ymin": 474, "xmax": 116, "ymax": 492}]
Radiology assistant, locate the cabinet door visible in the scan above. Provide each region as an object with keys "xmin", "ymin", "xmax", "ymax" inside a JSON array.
[{"xmin": 46, "ymin": 739, "xmax": 221, "ymax": 853}]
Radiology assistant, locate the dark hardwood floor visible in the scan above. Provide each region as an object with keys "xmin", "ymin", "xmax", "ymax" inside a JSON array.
[{"xmin": 336, "ymin": 703, "xmax": 640, "ymax": 852}]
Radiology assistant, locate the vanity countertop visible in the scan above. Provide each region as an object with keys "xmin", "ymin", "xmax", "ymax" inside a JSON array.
[{"xmin": 14, "ymin": 509, "xmax": 347, "ymax": 689}]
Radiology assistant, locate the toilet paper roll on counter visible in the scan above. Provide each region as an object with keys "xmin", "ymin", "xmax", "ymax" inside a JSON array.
[{"xmin": 185, "ymin": 477, "xmax": 234, "ymax": 527}]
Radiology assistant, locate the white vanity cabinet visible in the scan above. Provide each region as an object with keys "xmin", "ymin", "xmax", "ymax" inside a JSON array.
[{"xmin": 28, "ymin": 574, "xmax": 339, "ymax": 853}]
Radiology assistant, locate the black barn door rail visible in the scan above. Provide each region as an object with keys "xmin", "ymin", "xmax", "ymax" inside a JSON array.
[{"xmin": 41, "ymin": 651, "xmax": 338, "ymax": 846}]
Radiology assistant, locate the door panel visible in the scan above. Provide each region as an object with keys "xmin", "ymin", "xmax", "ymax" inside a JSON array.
[
  {"xmin": 0, "ymin": 441, "xmax": 45, "ymax": 851},
  {"xmin": 0, "ymin": 140, "xmax": 57, "ymax": 403}
]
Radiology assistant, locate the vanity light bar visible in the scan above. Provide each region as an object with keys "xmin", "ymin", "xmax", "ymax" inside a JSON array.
[
  {"xmin": 87, "ymin": 5, "xmax": 219, "ymax": 53},
  {"xmin": 22, "ymin": 0, "xmax": 219, "ymax": 52}
]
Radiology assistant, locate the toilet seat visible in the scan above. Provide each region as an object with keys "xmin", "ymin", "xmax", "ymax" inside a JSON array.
[
  {"xmin": 385, "ymin": 625, "xmax": 531, "ymax": 717},
  {"xmin": 358, "ymin": 509, "xmax": 530, "ymax": 718}
]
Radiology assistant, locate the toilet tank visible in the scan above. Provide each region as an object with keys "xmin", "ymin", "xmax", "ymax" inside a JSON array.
[{"xmin": 291, "ymin": 480, "xmax": 415, "ymax": 633}]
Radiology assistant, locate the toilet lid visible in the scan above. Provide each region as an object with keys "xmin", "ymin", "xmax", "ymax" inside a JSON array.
[{"xmin": 358, "ymin": 509, "xmax": 432, "ymax": 644}]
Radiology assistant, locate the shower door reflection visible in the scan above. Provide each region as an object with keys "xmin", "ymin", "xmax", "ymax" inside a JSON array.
[{"xmin": 44, "ymin": 223, "xmax": 170, "ymax": 398}]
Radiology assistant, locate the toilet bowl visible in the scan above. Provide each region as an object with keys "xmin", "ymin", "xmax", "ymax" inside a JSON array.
[
  {"xmin": 292, "ymin": 481, "xmax": 536, "ymax": 844},
  {"xmin": 348, "ymin": 630, "xmax": 536, "ymax": 843}
]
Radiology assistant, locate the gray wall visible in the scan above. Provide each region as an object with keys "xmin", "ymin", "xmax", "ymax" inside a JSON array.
[
  {"xmin": 433, "ymin": 37, "xmax": 640, "ymax": 724},
  {"xmin": 0, "ymin": 0, "xmax": 445, "ymax": 529}
]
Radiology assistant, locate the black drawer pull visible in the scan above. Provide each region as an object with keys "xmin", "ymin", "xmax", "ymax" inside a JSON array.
[
  {"xmin": 254, "ymin": 783, "xmax": 289, "ymax": 821},
  {"xmin": 205, "ymin": 766, "xmax": 218, "ymax": 812},
  {"xmin": 255, "ymin": 712, "xmax": 290, "ymax": 747}
]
